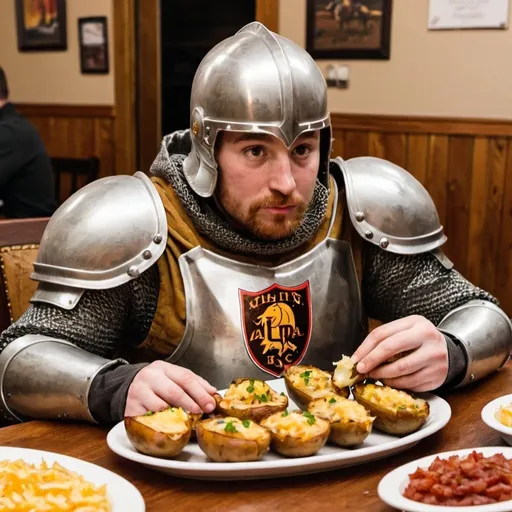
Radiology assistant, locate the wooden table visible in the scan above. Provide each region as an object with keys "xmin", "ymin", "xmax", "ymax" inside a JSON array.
[{"xmin": 1, "ymin": 364, "xmax": 511, "ymax": 511}]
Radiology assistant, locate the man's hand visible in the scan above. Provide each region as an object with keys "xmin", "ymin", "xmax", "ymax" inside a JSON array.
[
  {"xmin": 125, "ymin": 361, "xmax": 217, "ymax": 417},
  {"xmin": 351, "ymin": 315, "xmax": 449, "ymax": 392}
]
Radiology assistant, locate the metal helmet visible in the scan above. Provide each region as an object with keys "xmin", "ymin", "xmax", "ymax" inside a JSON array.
[{"xmin": 183, "ymin": 22, "xmax": 332, "ymax": 198}]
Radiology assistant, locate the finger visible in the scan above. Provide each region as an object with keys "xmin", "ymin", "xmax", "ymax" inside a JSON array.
[
  {"xmin": 352, "ymin": 316, "xmax": 417, "ymax": 367},
  {"xmin": 125, "ymin": 387, "xmax": 169, "ymax": 417},
  {"xmin": 369, "ymin": 348, "xmax": 426, "ymax": 380},
  {"xmin": 152, "ymin": 377, "xmax": 204, "ymax": 414},
  {"xmin": 170, "ymin": 370, "xmax": 217, "ymax": 414},
  {"xmin": 357, "ymin": 329, "xmax": 423, "ymax": 374},
  {"xmin": 198, "ymin": 376, "xmax": 217, "ymax": 394},
  {"xmin": 381, "ymin": 367, "xmax": 434, "ymax": 391}
]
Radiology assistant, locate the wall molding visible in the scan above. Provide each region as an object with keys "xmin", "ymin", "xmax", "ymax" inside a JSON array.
[
  {"xmin": 331, "ymin": 113, "xmax": 512, "ymax": 137},
  {"xmin": 16, "ymin": 104, "xmax": 115, "ymax": 118}
]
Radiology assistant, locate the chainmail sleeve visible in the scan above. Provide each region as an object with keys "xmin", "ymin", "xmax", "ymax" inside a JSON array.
[
  {"xmin": 362, "ymin": 244, "xmax": 498, "ymax": 325},
  {"xmin": 361, "ymin": 243, "xmax": 499, "ymax": 388},
  {"xmin": 0, "ymin": 265, "xmax": 159, "ymax": 426},
  {"xmin": 0, "ymin": 264, "xmax": 159, "ymax": 359}
]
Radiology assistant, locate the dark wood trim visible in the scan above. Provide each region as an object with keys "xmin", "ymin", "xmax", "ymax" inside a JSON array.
[
  {"xmin": 256, "ymin": 0, "xmax": 280, "ymax": 33},
  {"xmin": 137, "ymin": 0, "xmax": 161, "ymax": 174},
  {"xmin": 331, "ymin": 113, "xmax": 512, "ymax": 137},
  {"xmin": 113, "ymin": 0, "xmax": 137, "ymax": 175},
  {"xmin": 16, "ymin": 104, "xmax": 115, "ymax": 118},
  {"xmin": 0, "ymin": 218, "xmax": 50, "ymax": 247}
]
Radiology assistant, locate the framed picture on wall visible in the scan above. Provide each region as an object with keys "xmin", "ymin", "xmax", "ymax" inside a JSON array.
[
  {"xmin": 78, "ymin": 16, "xmax": 109, "ymax": 74},
  {"xmin": 306, "ymin": 0, "xmax": 393, "ymax": 60},
  {"xmin": 15, "ymin": 0, "xmax": 67, "ymax": 51}
]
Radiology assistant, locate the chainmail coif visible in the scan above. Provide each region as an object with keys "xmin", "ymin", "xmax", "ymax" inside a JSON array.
[{"xmin": 149, "ymin": 131, "xmax": 330, "ymax": 256}]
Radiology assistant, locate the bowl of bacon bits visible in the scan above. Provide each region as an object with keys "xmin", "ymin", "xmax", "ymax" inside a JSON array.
[
  {"xmin": 378, "ymin": 447, "xmax": 512, "ymax": 511},
  {"xmin": 482, "ymin": 394, "xmax": 512, "ymax": 446}
]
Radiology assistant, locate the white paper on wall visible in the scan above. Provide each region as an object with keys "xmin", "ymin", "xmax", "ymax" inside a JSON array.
[{"xmin": 428, "ymin": 0, "xmax": 510, "ymax": 29}]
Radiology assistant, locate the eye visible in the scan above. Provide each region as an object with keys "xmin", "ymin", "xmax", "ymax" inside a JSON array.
[
  {"xmin": 244, "ymin": 146, "xmax": 266, "ymax": 158},
  {"xmin": 293, "ymin": 144, "xmax": 312, "ymax": 157}
]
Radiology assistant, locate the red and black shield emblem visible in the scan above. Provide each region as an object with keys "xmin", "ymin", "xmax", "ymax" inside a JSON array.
[{"xmin": 239, "ymin": 281, "xmax": 312, "ymax": 377}]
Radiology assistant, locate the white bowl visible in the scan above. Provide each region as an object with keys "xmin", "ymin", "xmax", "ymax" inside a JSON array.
[
  {"xmin": 378, "ymin": 446, "xmax": 512, "ymax": 512},
  {"xmin": 481, "ymin": 393, "xmax": 512, "ymax": 445}
]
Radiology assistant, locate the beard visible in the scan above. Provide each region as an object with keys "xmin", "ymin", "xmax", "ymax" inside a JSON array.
[{"xmin": 218, "ymin": 188, "xmax": 308, "ymax": 241}]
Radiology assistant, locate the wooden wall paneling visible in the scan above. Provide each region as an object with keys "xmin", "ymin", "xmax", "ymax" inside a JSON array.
[
  {"xmin": 406, "ymin": 134, "xmax": 429, "ymax": 185},
  {"xmin": 14, "ymin": 105, "xmax": 512, "ymax": 315},
  {"xmin": 344, "ymin": 131, "xmax": 369, "ymax": 159},
  {"xmin": 496, "ymin": 146, "xmax": 512, "ymax": 315},
  {"xmin": 113, "ymin": 0, "xmax": 137, "ymax": 176},
  {"xmin": 331, "ymin": 129, "xmax": 344, "ymax": 159},
  {"xmin": 381, "ymin": 133, "xmax": 407, "ymax": 168},
  {"xmin": 256, "ymin": 0, "xmax": 280, "ymax": 32},
  {"xmin": 466, "ymin": 137, "xmax": 489, "ymax": 286},
  {"xmin": 93, "ymin": 118, "xmax": 115, "ymax": 179},
  {"xmin": 16, "ymin": 104, "xmax": 116, "ymax": 202},
  {"xmin": 480, "ymin": 138, "xmax": 508, "ymax": 294},
  {"xmin": 368, "ymin": 132, "xmax": 384, "ymax": 158},
  {"xmin": 425, "ymin": 135, "xmax": 449, "ymax": 227},
  {"xmin": 137, "ymin": 0, "xmax": 161, "ymax": 175},
  {"xmin": 444, "ymin": 136, "xmax": 474, "ymax": 275}
]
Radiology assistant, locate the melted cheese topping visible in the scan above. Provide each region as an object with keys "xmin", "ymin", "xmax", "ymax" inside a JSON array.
[
  {"xmin": 136, "ymin": 407, "xmax": 189, "ymax": 437},
  {"xmin": 261, "ymin": 411, "xmax": 328, "ymax": 439},
  {"xmin": 332, "ymin": 356, "xmax": 359, "ymax": 388},
  {"xmin": 221, "ymin": 379, "xmax": 285, "ymax": 408},
  {"xmin": 225, "ymin": 380, "xmax": 271, "ymax": 402},
  {"xmin": 202, "ymin": 417, "xmax": 268, "ymax": 440},
  {"xmin": 309, "ymin": 397, "xmax": 372, "ymax": 424},
  {"xmin": 496, "ymin": 404, "xmax": 512, "ymax": 427},
  {"xmin": 359, "ymin": 383, "xmax": 423, "ymax": 413},
  {"xmin": 288, "ymin": 366, "xmax": 336, "ymax": 398}
]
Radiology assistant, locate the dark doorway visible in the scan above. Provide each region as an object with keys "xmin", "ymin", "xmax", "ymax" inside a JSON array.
[{"xmin": 160, "ymin": 0, "xmax": 256, "ymax": 136}]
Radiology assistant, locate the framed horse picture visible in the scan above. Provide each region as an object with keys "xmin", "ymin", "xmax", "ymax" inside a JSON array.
[{"xmin": 306, "ymin": 0, "xmax": 393, "ymax": 60}]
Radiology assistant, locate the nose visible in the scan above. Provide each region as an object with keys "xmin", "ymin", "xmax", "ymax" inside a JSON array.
[{"xmin": 268, "ymin": 154, "xmax": 296, "ymax": 196}]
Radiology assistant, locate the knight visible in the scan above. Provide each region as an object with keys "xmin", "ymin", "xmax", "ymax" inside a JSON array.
[{"xmin": 0, "ymin": 22, "xmax": 509, "ymax": 425}]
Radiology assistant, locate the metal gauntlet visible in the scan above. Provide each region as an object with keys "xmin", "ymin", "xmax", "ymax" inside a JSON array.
[
  {"xmin": 0, "ymin": 335, "xmax": 126, "ymax": 423},
  {"xmin": 438, "ymin": 300, "xmax": 512, "ymax": 387}
]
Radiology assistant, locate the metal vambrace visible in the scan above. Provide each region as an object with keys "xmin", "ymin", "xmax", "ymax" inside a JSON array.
[
  {"xmin": 438, "ymin": 300, "xmax": 512, "ymax": 387},
  {"xmin": 0, "ymin": 335, "xmax": 127, "ymax": 423}
]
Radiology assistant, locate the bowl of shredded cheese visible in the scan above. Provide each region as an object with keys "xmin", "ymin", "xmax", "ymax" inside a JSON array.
[
  {"xmin": 481, "ymin": 394, "xmax": 512, "ymax": 446},
  {"xmin": 0, "ymin": 447, "xmax": 145, "ymax": 511}
]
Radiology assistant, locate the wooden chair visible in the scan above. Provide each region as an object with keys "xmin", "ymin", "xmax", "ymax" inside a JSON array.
[
  {"xmin": 50, "ymin": 156, "xmax": 100, "ymax": 204},
  {"xmin": 0, "ymin": 217, "xmax": 50, "ymax": 333}
]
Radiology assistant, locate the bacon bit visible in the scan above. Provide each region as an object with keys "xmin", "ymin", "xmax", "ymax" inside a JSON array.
[{"xmin": 404, "ymin": 451, "xmax": 512, "ymax": 506}]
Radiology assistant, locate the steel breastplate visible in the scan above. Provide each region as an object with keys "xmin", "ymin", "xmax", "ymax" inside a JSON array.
[{"xmin": 169, "ymin": 193, "xmax": 364, "ymax": 389}]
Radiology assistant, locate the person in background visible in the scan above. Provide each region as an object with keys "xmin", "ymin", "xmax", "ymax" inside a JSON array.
[{"xmin": 0, "ymin": 66, "xmax": 56, "ymax": 218}]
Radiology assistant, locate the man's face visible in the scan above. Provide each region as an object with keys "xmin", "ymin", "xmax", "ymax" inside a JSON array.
[{"xmin": 215, "ymin": 130, "xmax": 321, "ymax": 241}]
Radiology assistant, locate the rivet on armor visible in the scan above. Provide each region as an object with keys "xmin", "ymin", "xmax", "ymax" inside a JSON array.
[
  {"xmin": 153, "ymin": 234, "xmax": 163, "ymax": 244},
  {"xmin": 355, "ymin": 211, "xmax": 365, "ymax": 222},
  {"xmin": 68, "ymin": 300, "xmax": 72, "ymax": 305},
  {"xmin": 127, "ymin": 266, "xmax": 140, "ymax": 278},
  {"xmin": 63, "ymin": 412, "xmax": 68, "ymax": 419},
  {"xmin": 5, "ymin": 393, "xmax": 11, "ymax": 398},
  {"xmin": 365, "ymin": 230, "xmax": 373, "ymax": 239},
  {"xmin": 77, "ymin": 395, "xmax": 83, "ymax": 400},
  {"xmin": 380, "ymin": 238, "xmax": 389, "ymax": 249},
  {"xmin": 142, "ymin": 250, "xmax": 152, "ymax": 260},
  {"xmin": 470, "ymin": 373, "xmax": 475, "ymax": 381}
]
